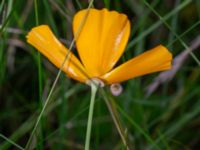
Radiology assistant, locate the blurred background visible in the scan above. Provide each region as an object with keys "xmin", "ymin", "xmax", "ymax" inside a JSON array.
[{"xmin": 0, "ymin": 0, "xmax": 200, "ymax": 149}]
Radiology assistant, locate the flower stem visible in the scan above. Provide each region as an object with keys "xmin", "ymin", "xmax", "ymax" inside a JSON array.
[
  {"xmin": 85, "ymin": 83, "xmax": 98, "ymax": 150},
  {"xmin": 100, "ymin": 89, "xmax": 130, "ymax": 149}
]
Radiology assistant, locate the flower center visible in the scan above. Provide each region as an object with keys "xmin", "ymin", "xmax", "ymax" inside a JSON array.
[{"xmin": 86, "ymin": 78, "xmax": 105, "ymax": 87}]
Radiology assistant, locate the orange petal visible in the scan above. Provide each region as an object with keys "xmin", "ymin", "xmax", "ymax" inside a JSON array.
[
  {"xmin": 73, "ymin": 8, "xmax": 130, "ymax": 77},
  {"xmin": 102, "ymin": 45, "xmax": 172, "ymax": 84},
  {"xmin": 26, "ymin": 25, "xmax": 88, "ymax": 83}
]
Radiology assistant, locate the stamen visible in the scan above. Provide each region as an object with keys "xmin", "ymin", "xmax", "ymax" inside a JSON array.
[{"xmin": 86, "ymin": 78, "xmax": 105, "ymax": 87}]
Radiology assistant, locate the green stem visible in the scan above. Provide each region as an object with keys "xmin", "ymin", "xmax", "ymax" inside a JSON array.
[
  {"xmin": 34, "ymin": 0, "xmax": 39, "ymax": 25},
  {"xmin": 100, "ymin": 89, "xmax": 130, "ymax": 149},
  {"xmin": 35, "ymin": 0, "xmax": 44, "ymax": 149},
  {"xmin": 104, "ymin": 0, "xmax": 110, "ymax": 9},
  {"xmin": 142, "ymin": 0, "xmax": 200, "ymax": 66},
  {"xmin": 85, "ymin": 83, "xmax": 98, "ymax": 150},
  {"xmin": 25, "ymin": 1, "xmax": 94, "ymax": 149},
  {"xmin": 0, "ymin": 134, "xmax": 24, "ymax": 150}
]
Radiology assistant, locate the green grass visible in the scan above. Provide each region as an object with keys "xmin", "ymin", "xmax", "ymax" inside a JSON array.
[{"xmin": 0, "ymin": 0, "xmax": 200, "ymax": 149}]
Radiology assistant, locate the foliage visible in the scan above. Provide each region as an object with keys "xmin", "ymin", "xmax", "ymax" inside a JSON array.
[{"xmin": 0, "ymin": 0, "xmax": 200, "ymax": 149}]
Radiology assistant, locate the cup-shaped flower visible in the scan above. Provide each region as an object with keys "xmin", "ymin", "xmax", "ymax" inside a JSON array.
[{"xmin": 27, "ymin": 8, "xmax": 172, "ymax": 85}]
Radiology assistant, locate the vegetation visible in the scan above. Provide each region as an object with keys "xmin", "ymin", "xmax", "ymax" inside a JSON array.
[{"xmin": 0, "ymin": 0, "xmax": 200, "ymax": 149}]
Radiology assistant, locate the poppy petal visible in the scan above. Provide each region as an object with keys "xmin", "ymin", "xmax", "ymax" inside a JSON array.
[
  {"xmin": 26, "ymin": 25, "xmax": 88, "ymax": 83},
  {"xmin": 73, "ymin": 8, "xmax": 130, "ymax": 77},
  {"xmin": 102, "ymin": 45, "xmax": 172, "ymax": 84}
]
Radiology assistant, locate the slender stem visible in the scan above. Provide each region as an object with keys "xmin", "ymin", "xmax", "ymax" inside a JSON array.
[
  {"xmin": 34, "ymin": 0, "xmax": 39, "ymax": 25},
  {"xmin": 34, "ymin": 0, "xmax": 44, "ymax": 149},
  {"xmin": 25, "ymin": 0, "xmax": 94, "ymax": 149},
  {"xmin": 104, "ymin": 0, "xmax": 110, "ymax": 8},
  {"xmin": 143, "ymin": 0, "xmax": 200, "ymax": 66},
  {"xmin": 85, "ymin": 83, "xmax": 98, "ymax": 150},
  {"xmin": 100, "ymin": 89, "xmax": 130, "ymax": 150},
  {"xmin": 0, "ymin": 134, "xmax": 24, "ymax": 150},
  {"xmin": 106, "ymin": 100, "xmax": 129, "ymax": 149}
]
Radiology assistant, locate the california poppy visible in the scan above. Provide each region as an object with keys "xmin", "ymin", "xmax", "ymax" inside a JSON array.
[{"xmin": 27, "ymin": 8, "xmax": 172, "ymax": 85}]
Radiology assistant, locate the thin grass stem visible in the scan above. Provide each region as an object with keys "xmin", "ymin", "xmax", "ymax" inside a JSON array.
[
  {"xmin": 24, "ymin": 0, "xmax": 94, "ymax": 149},
  {"xmin": 127, "ymin": 0, "xmax": 192, "ymax": 50},
  {"xmin": 167, "ymin": 20, "xmax": 200, "ymax": 47},
  {"xmin": 0, "ymin": 0, "xmax": 5, "ymax": 13},
  {"xmin": 116, "ymin": 104, "xmax": 161, "ymax": 150},
  {"xmin": 84, "ymin": 83, "xmax": 98, "ymax": 150},
  {"xmin": 34, "ymin": 0, "xmax": 44, "ymax": 149},
  {"xmin": 75, "ymin": 0, "xmax": 82, "ymax": 9},
  {"xmin": 0, "ymin": 134, "xmax": 24, "ymax": 150},
  {"xmin": 143, "ymin": 0, "xmax": 200, "ymax": 66},
  {"xmin": 100, "ymin": 89, "xmax": 130, "ymax": 150},
  {"xmin": 168, "ymin": 0, "xmax": 180, "ymax": 50},
  {"xmin": 104, "ymin": 0, "xmax": 110, "ymax": 9}
]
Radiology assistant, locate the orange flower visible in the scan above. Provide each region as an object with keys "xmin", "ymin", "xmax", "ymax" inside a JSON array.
[{"xmin": 27, "ymin": 8, "xmax": 172, "ymax": 85}]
